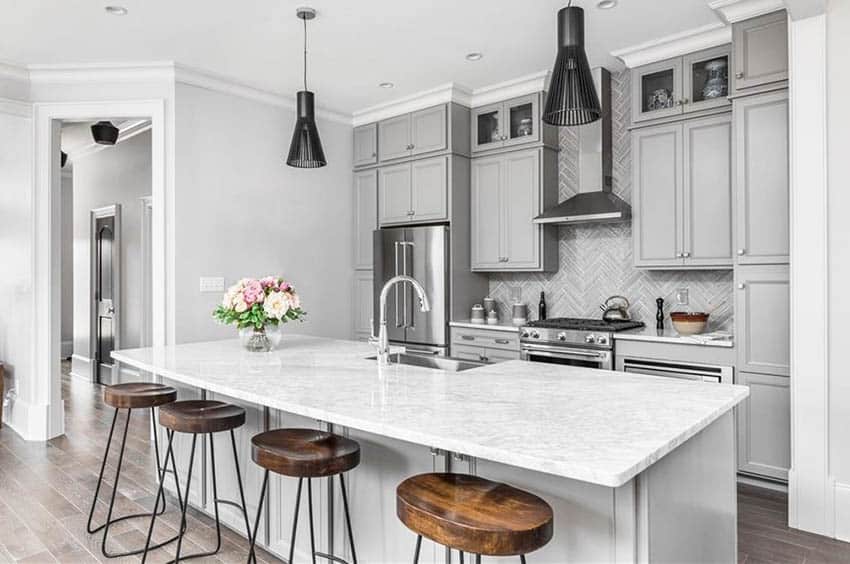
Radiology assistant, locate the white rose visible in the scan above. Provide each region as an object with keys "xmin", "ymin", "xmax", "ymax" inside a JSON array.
[
  {"xmin": 289, "ymin": 291, "xmax": 301, "ymax": 310},
  {"xmin": 233, "ymin": 295, "xmax": 249, "ymax": 313},
  {"xmin": 263, "ymin": 291, "xmax": 291, "ymax": 320}
]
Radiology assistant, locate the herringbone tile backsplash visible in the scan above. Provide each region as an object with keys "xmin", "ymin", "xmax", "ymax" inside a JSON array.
[{"xmin": 487, "ymin": 70, "xmax": 734, "ymax": 332}]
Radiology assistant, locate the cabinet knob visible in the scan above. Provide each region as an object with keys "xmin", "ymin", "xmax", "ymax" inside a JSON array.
[
  {"xmin": 736, "ymin": 71, "xmax": 744, "ymax": 79},
  {"xmin": 737, "ymin": 248, "xmax": 746, "ymax": 256},
  {"xmin": 501, "ymin": 135, "xmax": 507, "ymax": 141},
  {"xmin": 738, "ymin": 283, "xmax": 746, "ymax": 289},
  {"xmin": 676, "ymin": 252, "xmax": 683, "ymax": 258},
  {"xmin": 371, "ymin": 152, "xmax": 376, "ymax": 157},
  {"xmin": 683, "ymin": 251, "xmax": 691, "ymax": 258},
  {"xmin": 677, "ymin": 98, "xmax": 689, "ymax": 106},
  {"xmin": 407, "ymin": 210, "xmax": 415, "ymax": 216}
]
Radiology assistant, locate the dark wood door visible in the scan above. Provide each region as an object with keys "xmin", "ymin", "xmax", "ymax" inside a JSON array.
[{"xmin": 95, "ymin": 215, "xmax": 116, "ymax": 384}]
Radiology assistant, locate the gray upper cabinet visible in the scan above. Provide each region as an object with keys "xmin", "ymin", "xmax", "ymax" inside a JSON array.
[
  {"xmin": 734, "ymin": 90, "xmax": 789, "ymax": 264},
  {"xmin": 633, "ymin": 115, "xmax": 732, "ymax": 268},
  {"xmin": 353, "ymin": 169, "xmax": 377, "ymax": 269},
  {"xmin": 733, "ymin": 11, "xmax": 788, "ymax": 92},
  {"xmin": 736, "ymin": 371, "xmax": 790, "ymax": 481},
  {"xmin": 632, "ymin": 58, "xmax": 683, "ymax": 124},
  {"xmin": 682, "ymin": 45, "xmax": 733, "ymax": 114},
  {"xmin": 471, "ymin": 148, "xmax": 556, "ymax": 271},
  {"xmin": 472, "ymin": 94, "xmax": 542, "ymax": 153},
  {"xmin": 353, "ymin": 123, "xmax": 378, "ymax": 168},
  {"xmin": 378, "ymin": 156, "xmax": 448, "ymax": 226},
  {"xmin": 378, "ymin": 105, "xmax": 447, "ymax": 163},
  {"xmin": 736, "ymin": 264, "xmax": 790, "ymax": 377}
]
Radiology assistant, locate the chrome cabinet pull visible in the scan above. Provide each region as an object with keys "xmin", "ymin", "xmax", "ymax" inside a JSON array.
[
  {"xmin": 461, "ymin": 335, "xmax": 475, "ymax": 341},
  {"xmin": 737, "ymin": 248, "xmax": 746, "ymax": 256},
  {"xmin": 402, "ymin": 241, "xmax": 410, "ymax": 328},
  {"xmin": 736, "ymin": 71, "xmax": 744, "ymax": 79},
  {"xmin": 495, "ymin": 339, "xmax": 510, "ymax": 345},
  {"xmin": 683, "ymin": 251, "xmax": 691, "ymax": 258}
]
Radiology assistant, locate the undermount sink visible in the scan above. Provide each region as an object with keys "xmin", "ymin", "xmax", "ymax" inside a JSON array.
[{"xmin": 366, "ymin": 352, "xmax": 483, "ymax": 372}]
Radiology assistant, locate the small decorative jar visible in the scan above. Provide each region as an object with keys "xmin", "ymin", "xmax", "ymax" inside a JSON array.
[{"xmin": 516, "ymin": 118, "xmax": 533, "ymax": 137}]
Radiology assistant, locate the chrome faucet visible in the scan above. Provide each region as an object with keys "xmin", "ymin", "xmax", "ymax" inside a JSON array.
[{"xmin": 370, "ymin": 275, "xmax": 431, "ymax": 364}]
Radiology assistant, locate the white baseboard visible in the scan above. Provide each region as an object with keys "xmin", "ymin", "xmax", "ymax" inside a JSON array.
[
  {"xmin": 70, "ymin": 354, "xmax": 94, "ymax": 382},
  {"xmin": 3, "ymin": 396, "xmax": 64, "ymax": 441},
  {"xmin": 835, "ymin": 481, "xmax": 850, "ymax": 542},
  {"xmin": 738, "ymin": 474, "xmax": 789, "ymax": 493},
  {"xmin": 60, "ymin": 340, "xmax": 73, "ymax": 359}
]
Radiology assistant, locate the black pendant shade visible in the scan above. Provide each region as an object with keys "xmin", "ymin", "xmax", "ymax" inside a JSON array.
[
  {"xmin": 287, "ymin": 91, "xmax": 326, "ymax": 168},
  {"xmin": 60, "ymin": 151, "xmax": 68, "ymax": 168},
  {"xmin": 542, "ymin": 6, "xmax": 602, "ymax": 126},
  {"xmin": 91, "ymin": 120, "xmax": 119, "ymax": 145}
]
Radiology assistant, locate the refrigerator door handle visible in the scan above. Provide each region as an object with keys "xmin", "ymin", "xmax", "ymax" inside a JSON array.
[
  {"xmin": 394, "ymin": 241, "xmax": 402, "ymax": 328},
  {"xmin": 401, "ymin": 241, "xmax": 411, "ymax": 328}
]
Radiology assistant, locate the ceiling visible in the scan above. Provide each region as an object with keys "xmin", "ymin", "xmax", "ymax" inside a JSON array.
[{"xmin": 0, "ymin": 0, "xmax": 723, "ymax": 114}]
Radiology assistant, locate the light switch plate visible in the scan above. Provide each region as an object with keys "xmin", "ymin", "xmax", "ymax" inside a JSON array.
[
  {"xmin": 199, "ymin": 277, "xmax": 225, "ymax": 293},
  {"xmin": 676, "ymin": 288, "xmax": 689, "ymax": 306}
]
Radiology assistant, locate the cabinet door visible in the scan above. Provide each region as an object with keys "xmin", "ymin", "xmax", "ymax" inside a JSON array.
[
  {"xmin": 353, "ymin": 271, "xmax": 374, "ymax": 339},
  {"xmin": 733, "ymin": 11, "xmax": 788, "ymax": 91},
  {"xmin": 632, "ymin": 123, "xmax": 684, "ymax": 267},
  {"xmin": 411, "ymin": 105, "xmax": 447, "ymax": 156},
  {"xmin": 502, "ymin": 94, "xmax": 540, "ymax": 148},
  {"xmin": 471, "ymin": 102, "xmax": 505, "ymax": 152},
  {"xmin": 502, "ymin": 149, "xmax": 541, "ymax": 269},
  {"xmin": 378, "ymin": 114, "xmax": 411, "ymax": 162},
  {"xmin": 353, "ymin": 123, "xmax": 377, "ymax": 167},
  {"xmin": 734, "ymin": 90, "xmax": 789, "ymax": 264},
  {"xmin": 632, "ymin": 58, "xmax": 683, "ymax": 123},
  {"xmin": 353, "ymin": 169, "xmax": 377, "ymax": 269},
  {"xmin": 683, "ymin": 45, "xmax": 732, "ymax": 114},
  {"xmin": 410, "ymin": 156, "xmax": 448, "ymax": 222},
  {"xmin": 378, "ymin": 163, "xmax": 412, "ymax": 225},
  {"xmin": 736, "ymin": 371, "xmax": 790, "ymax": 481},
  {"xmin": 736, "ymin": 264, "xmax": 790, "ymax": 376},
  {"xmin": 682, "ymin": 114, "xmax": 733, "ymax": 266},
  {"xmin": 470, "ymin": 156, "xmax": 503, "ymax": 269}
]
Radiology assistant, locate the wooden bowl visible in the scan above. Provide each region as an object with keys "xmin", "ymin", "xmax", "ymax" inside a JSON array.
[{"xmin": 670, "ymin": 312, "xmax": 709, "ymax": 336}]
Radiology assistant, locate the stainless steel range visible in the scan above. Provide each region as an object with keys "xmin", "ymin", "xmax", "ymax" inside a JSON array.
[{"xmin": 520, "ymin": 317, "xmax": 645, "ymax": 370}]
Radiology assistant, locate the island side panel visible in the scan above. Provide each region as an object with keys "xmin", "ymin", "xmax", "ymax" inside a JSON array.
[
  {"xmin": 639, "ymin": 410, "xmax": 737, "ymax": 563},
  {"xmin": 158, "ymin": 376, "xmax": 205, "ymax": 507}
]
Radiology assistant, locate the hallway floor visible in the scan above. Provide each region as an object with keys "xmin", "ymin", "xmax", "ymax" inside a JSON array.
[{"xmin": 0, "ymin": 364, "xmax": 848, "ymax": 563}]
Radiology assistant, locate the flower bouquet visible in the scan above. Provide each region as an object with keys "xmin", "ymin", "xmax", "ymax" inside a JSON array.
[{"xmin": 213, "ymin": 276, "xmax": 306, "ymax": 352}]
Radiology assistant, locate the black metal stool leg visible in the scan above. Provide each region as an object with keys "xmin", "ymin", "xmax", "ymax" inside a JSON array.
[
  {"xmin": 247, "ymin": 469, "xmax": 269, "ymax": 564},
  {"xmin": 459, "ymin": 550, "xmax": 464, "ymax": 564},
  {"xmin": 339, "ymin": 473, "xmax": 358, "ymax": 564},
  {"xmin": 520, "ymin": 555, "xmax": 527, "ymax": 564},
  {"xmin": 87, "ymin": 408, "xmax": 119, "ymax": 535},
  {"xmin": 413, "ymin": 534, "xmax": 422, "ymax": 564},
  {"xmin": 307, "ymin": 479, "xmax": 317, "ymax": 564},
  {"xmin": 207, "ymin": 433, "xmax": 224, "ymax": 555},
  {"xmin": 100, "ymin": 407, "xmax": 132, "ymax": 557},
  {"xmin": 475, "ymin": 555, "xmax": 482, "ymax": 564},
  {"xmin": 141, "ymin": 428, "xmax": 178, "ymax": 563},
  {"xmin": 229, "ymin": 429, "xmax": 255, "ymax": 563},
  {"xmin": 171, "ymin": 433, "xmax": 198, "ymax": 563},
  {"xmin": 288, "ymin": 477, "xmax": 304, "ymax": 564}
]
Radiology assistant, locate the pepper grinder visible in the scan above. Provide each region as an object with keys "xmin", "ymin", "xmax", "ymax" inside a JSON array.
[{"xmin": 656, "ymin": 297, "xmax": 665, "ymax": 330}]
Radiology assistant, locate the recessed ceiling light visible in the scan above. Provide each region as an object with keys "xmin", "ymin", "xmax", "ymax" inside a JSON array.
[
  {"xmin": 104, "ymin": 5, "xmax": 128, "ymax": 15},
  {"xmin": 597, "ymin": 0, "xmax": 617, "ymax": 8},
  {"xmin": 465, "ymin": 52, "xmax": 484, "ymax": 61},
  {"xmin": 379, "ymin": 82, "xmax": 394, "ymax": 89}
]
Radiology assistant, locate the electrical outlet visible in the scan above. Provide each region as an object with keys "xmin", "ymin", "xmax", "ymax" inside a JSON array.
[
  {"xmin": 676, "ymin": 288, "xmax": 689, "ymax": 306},
  {"xmin": 199, "ymin": 277, "xmax": 225, "ymax": 293}
]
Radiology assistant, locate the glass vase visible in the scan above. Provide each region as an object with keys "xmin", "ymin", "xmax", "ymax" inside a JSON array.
[{"xmin": 238, "ymin": 325, "xmax": 281, "ymax": 352}]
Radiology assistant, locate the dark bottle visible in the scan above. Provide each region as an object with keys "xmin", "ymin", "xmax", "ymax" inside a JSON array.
[
  {"xmin": 656, "ymin": 297, "xmax": 665, "ymax": 330},
  {"xmin": 539, "ymin": 291, "xmax": 547, "ymax": 320}
]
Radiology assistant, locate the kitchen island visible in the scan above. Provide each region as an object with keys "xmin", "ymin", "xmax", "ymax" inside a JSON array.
[{"xmin": 113, "ymin": 335, "xmax": 748, "ymax": 563}]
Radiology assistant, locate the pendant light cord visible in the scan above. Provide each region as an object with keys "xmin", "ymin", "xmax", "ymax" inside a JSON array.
[{"xmin": 303, "ymin": 16, "xmax": 308, "ymax": 91}]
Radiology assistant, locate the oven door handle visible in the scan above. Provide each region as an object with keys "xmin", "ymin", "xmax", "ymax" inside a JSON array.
[{"xmin": 522, "ymin": 346, "xmax": 611, "ymax": 361}]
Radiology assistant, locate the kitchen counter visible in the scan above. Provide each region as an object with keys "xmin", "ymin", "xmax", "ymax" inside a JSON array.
[
  {"xmin": 449, "ymin": 320, "xmax": 519, "ymax": 332},
  {"xmin": 614, "ymin": 326, "xmax": 734, "ymax": 347}
]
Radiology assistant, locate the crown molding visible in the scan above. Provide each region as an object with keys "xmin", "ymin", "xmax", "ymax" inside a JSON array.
[
  {"xmin": 611, "ymin": 22, "xmax": 732, "ymax": 68},
  {"xmin": 351, "ymin": 70, "xmax": 549, "ymax": 127},
  {"xmin": 0, "ymin": 60, "xmax": 29, "ymax": 82},
  {"xmin": 708, "ymin": 0, "xmax": 786, "ymax": 23},
  {"xmin": 0, "ymin": 96, "xmax": 32, "ymax": 118},
  {"xmin": 28, "ymin": 61, "xmax": 176, "ymax": 84}
]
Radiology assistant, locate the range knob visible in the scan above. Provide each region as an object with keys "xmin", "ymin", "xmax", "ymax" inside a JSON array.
[
  {"xmin": 531, "ymin": 331, "xmax": 540, "ymax": 339},
  {"xmin": 557, "ymin": 332, "xmax": 567, "ymax": 342},
  {"xmin": 596, "ymin": 335, "xmax": 609, "ymax": 345},
  {"xmin": 520, "ymin": 330, "xmax": 530, "ymax": 338},
  {"xmin": 584, "ymin": 334, "xmax": 596, "ymax": 344}
]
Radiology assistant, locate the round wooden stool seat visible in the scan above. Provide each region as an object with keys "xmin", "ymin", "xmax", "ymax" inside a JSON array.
[
  {"xmin": 251, "ymin": 428, "xmax": 361, "ymax": 478},
  {"xmin": 397, "ymin": 473, "xmax": 554, "ymax": 557},
  {"xmin": 158, "ymin": 400, "xmax": 246, "ymax": 434},
  {"xmin": 103, "ymin": 382, "xmax": 177, "ymax": 409}
]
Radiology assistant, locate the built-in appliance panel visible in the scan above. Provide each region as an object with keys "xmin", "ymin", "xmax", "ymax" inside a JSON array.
[{"xmin": 614, "ymin": 339, "xmax": 736, "ymax": 368}]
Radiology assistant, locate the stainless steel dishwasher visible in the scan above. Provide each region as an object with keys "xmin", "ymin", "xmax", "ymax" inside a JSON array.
[{"xmin": 617, "ymin": 356, "xmax": 734, "ymax": 384}]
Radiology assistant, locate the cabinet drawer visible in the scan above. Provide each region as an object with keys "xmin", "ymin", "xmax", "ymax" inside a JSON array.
[
  {"xmin": 450, "ymin": 328, "xmax": 519, "ymax": 351},
  {"xmin": 452, "ymin": 344, "xmax": 519, "ymax": 364}
]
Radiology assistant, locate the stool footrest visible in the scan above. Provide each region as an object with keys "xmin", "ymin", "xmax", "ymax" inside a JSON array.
[
  {"xmin": 314, "ymin": 550, "xmax": 353, "ymax": 564},
  {"xmin": 214, "ymin": 498, "xmax": 246, "ymax": 511}
]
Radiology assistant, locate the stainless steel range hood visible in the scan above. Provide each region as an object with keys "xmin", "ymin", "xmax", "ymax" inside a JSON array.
[{"xmin": 534, "ymin": 67, "xmax": 631, "ymax": 225}]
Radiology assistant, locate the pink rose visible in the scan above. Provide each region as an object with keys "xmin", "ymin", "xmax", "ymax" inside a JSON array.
[
  {"xmin": 279, "ymin": 281, "xmax": 291, "ymax": 292},
  {"xmin": 242, "ymin": 280, "xmax": 265, "ymax": 305},
  {"xmin": 260, "ymin": 276, "xmax": 277, "ymax": 289}
]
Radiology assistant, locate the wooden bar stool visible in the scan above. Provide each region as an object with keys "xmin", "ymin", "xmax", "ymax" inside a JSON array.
[
  {"xmin": 397, "ymin": 473, "xmax": 554, "ymax": 563},
  {"xmin": 247, "ymin": 428, "xmax": 361, "ymax": 564},
  {"xmin": 87, "ymin": 382, "xmax": 181, "ymax": 558},
  {"xmin": 141, "ymin": 400, "xmax": 254, "ymax": 564}
]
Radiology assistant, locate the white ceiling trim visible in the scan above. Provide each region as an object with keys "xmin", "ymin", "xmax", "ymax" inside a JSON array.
[
  {"xmin": 351, "ymin": 70, "xmax": 550, "ymax": 127},
  {"xmin": 708, "ymin": 0, "xmax": 786, "ymax": 23},
  {"xmin": 611, "ymin": 22, "xmax": 732, "ymax": 68},
  {"xmin": 0, "ymin": 96, "xmax": 32, "ymax": 118},
  {"xmin": 65, "ymin": 119, "xmax": 152, "ymax": 162},
  {"xmin": 28, "ymin": 61, "xmax": 175, "ymax": 84},
  {"xmin": 0, "ymin": 60, "xmax": 29, "ymax": 82}
]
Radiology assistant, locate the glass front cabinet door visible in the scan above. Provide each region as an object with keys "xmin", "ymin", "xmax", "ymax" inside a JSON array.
[
  {"xmin": 472, "ymin": 94, "xmax": 541, "ymax": 152},
  {"xmin": 683, "ymin": 45, "xmax": 732, "ymax": 113},
  {"xmin": 632, "ymin": 58, "xmax": 683, "ymax": 123},
  {"xmin": 472, "ymin": 102, "xmax": 504, "ymax": 152}
]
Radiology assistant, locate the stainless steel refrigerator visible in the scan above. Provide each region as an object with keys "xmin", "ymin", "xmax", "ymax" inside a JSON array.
[{"xmin": 373, "ymin": 225, "xmax": 448, "ymax": 355}]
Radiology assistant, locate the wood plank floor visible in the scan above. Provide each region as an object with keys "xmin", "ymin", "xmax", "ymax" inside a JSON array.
[{"xmin": 0, "ymin": 364, "xmax": 848, "ymax": 563}]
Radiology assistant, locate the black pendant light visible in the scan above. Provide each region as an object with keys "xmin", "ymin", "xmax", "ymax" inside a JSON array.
[
  {"xmin": 542, "ymin": 3, "xmax": 602, "ymax": 126},
  {"xmin": 60, "ymin": 151, "xmax": 68, "ymax": 168},
  {"xmin": 286, "ymin": 7, "xmax": 326, "ymax": 168},
  {"xmin": 91, "ymin": 120, "xmax": 119, "ymax": 145}
]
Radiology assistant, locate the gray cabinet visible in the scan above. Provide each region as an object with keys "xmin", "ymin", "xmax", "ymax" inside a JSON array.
[
  {"xmin": 353, "ymin": 123, "xmax": 377, "ymax": 167},
  {"xmin": 471, "ymin": 94, "xmax": 542, "ymax": 153},
  {"xmin": 471, "ymin": 148, "xmax": 557, "ymax": 272},
  {"xmin": 736, "ymin": 371, "xmax": 790, "ymax": 481},
  {"xmin": 353, "ymin": 169, "xmax": 377, "ymax": 269},
  {"xmin": 735, "ymin": 264, "xmax": 790, "ymax": 377},
  {"xmin": 378, "ymin": 156, "xmax": 448, "ymax": 226},
  {"xmin": 450, "ymin": 326, "xmax": 520, "ymax": 364},
  {"xmin": 378, "ymin": 105, "xmax": 446, "ymax": 162},
  {"xmin": 734, "ymin": 90, "xmax": 789, "ymax": 264},
  {"xmin": 632, "ymin": 114, "xmax": 732, "ymax": 268},
  {"xmin": 732, "ymin": 11, "xmax": 788, "ymax": 92},
  {"xmin": 632, "ymin": 58, "xmax": 683, "ymax": 123},
  {"xmin": 353, "ymin": 270, "xmax": 374, "ymax": 339}
]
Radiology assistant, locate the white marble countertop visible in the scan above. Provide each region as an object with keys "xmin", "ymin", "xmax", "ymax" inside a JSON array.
[
  {"xmin": 112, "ymin": 335, "xmax": 748, "ymax": 487},
  {"xmin": 614, "ymin": 327, "xmax": 735, "ymax": 348},
  {"xmin": 449, "ymin": 320, "xmax": 520, "ymax": 333}
]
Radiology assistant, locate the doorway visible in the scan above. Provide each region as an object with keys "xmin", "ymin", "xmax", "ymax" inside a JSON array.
[{"xmin": 91, "ymin": 205, "xmax": 120, "ymax": 384}]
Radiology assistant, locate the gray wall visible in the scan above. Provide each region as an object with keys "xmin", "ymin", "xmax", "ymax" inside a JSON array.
[
  {"xmin": 72, "ymin": 130, "xmax": 152, "ymax": 360},
  {"xmin": 174, "ymin": 83, "xmax": 354, "ymax": 343},
  {"xmin": 488, "ymin": 70, "xmax": 734, "ymax": 332}
]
